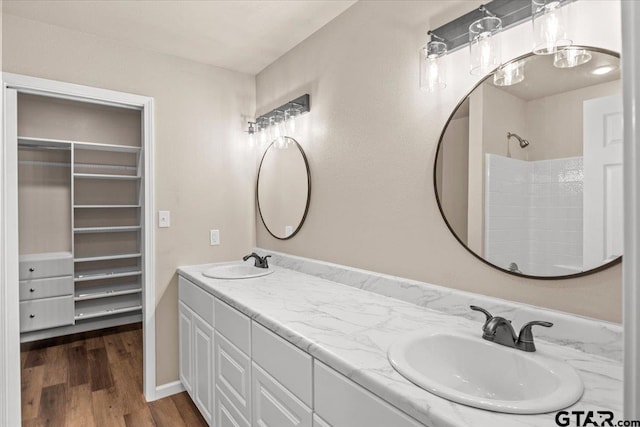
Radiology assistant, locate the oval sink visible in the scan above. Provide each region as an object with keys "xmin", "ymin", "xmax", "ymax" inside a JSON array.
[
  {"xmin": 388, "ymin": 330, "xmax": 583, "ymax": 414},
  {"xmin": 202, "ymin": 263, "xmax": 273, "ymax": 280}
]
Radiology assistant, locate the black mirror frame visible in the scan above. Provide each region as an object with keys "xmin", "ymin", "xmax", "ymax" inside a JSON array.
[
  {"xmin": 257, "ymin": 137, "xmax": 311, "ymax": 240},
  {"xmin": 433, "ymin": 46, "xmax": 622, "ymax": 280}
]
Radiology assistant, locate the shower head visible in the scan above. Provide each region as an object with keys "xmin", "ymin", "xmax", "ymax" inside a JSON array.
[{"xmin": 507, "ymin": 132, "xmax": 529, "ymax": 148}]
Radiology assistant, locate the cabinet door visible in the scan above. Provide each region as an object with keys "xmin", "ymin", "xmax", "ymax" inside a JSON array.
[
  {"xmin": 179, "ymin": 301, "xmax": 193, "ymax": 397},
  {"xmin": 313, "ymin": 414, "xmax": 332, "ymax": 427},
  {"xmin": 193, "ymin": 313, "xmax": 214, "ymax": 424},
  {"xmin": 216, "ymin": 385, "xmax": 250, "ymax": 427}
]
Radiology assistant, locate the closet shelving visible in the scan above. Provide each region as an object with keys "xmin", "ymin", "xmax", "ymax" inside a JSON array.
[{"xmin": 18, "ymin": 133, "xmax": 144, "ymax": 341}]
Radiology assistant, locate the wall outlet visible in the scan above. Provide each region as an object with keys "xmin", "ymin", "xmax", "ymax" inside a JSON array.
[
  {"xmin": 210, "ymin": 229, "xmax": 220, "ymax": 246},
  {"xmin": 285, "ymin": 225, "xmax": 293, "ymax": 237},
  {"xmin": 158, "ymin": 211, "xmax": 170, "ymax": 228}
]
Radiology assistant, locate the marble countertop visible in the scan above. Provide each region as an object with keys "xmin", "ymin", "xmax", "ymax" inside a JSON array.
[{"xmin": 177, "ymin": 262, "xmax": 622, "ymax": 427}]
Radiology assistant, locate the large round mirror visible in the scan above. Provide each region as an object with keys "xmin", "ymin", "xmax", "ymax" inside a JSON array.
[
  {"xmin": 435, "ymin": 47, "xmax": 621, "ymax": 279},
  {"xmin": 257, "ymin": 137, "xmax": 311, "ymax": 240}
]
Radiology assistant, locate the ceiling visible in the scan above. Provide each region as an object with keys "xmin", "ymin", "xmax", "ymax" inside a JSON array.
[{"xmin": 2, "ymin": 0, "xmax": 357, "ymax": 75}]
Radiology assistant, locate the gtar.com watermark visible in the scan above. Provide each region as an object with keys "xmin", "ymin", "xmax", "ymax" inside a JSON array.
[{"xmin": 555, "ymin": 410, "xmax": 640, "ymax": 427}]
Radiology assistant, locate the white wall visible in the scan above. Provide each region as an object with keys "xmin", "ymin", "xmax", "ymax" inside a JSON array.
[
  {"xmin": 2, "ymin": 13, "xmax": 256, "ymax": 384},
  {"xmin": 256, "ymin": 0, "xmax": 623, "ymax": 322}
]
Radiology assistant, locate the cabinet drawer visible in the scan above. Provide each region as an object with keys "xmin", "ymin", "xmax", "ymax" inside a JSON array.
[
  {"xmin": 253, "ymin": 362, "xmax": 312, "ymax": 427},
  {"xmin": 215, "ymin": 299, "xmax": 250, "ymax": 354},
  {"xmin": 313, "ymin": 361, "xmax": 423, "ymax": 427},
  {"xmin": 179, "ymin": 276, "xmax": 214, "ymax": 326},
  {"xmin": 215, "ymin": 331, "xmax": 251, "ymax": 424},
  {"xmin": 216, "ymin": 386, "xmax": 250, "ymax": 427},
  {"xmin": 252, "ymin": 322, "xmax": 312, "ymax": 406},
  {"xmin": 20, "ymin": 296, "xmax": 74, "ymax": 333},
  {"xmin": 19, "ymin": 252, "xmax": 73, "ymax": 280},
  {"xmin": 19, "ymin": 276, "xmax": 73, "ymax": 300}
]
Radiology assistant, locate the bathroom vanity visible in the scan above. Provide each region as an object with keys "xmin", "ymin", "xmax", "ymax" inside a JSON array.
[{"xmin": 177, "ymin": 259, "xmax": 622, "ymax": 427}]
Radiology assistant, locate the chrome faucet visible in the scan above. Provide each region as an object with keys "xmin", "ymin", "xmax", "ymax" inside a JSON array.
[
  {"xmin": 243, "ymin": 252, "xmax": 271, "ymax": 269},
  {"xmin": 470, "ymin": 305, "xmax": 553, "ymax": 352}
]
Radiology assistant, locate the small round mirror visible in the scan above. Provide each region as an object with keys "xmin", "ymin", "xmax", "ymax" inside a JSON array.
[{"xmin": 257, "ymin": 137, "xmax": 311, "ymax": 240}]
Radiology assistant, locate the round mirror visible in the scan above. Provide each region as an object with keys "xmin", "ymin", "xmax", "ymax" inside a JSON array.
[
  {"xmin": 435, "ymin": 47, "xmax": 621, "ymax": 279},
  {"xmin": 257, "ymin": 137, "xmax": 311, "ymax": 240}
]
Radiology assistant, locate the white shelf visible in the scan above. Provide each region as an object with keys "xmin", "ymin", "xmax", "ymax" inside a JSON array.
[
  {"xmin": 74, "ymin": 173, "xmax": 141, "ymax": 180},
  {"xmin": 74, "ymin": 205, "xmax": 141, "ymax": 209},
  {"xmin": 74, "ymin": 253, "xmax": 141, "ymax": 263},
  {"xmin": 73, "ymin": 141, "xmax": 141, "ymax": 153},
  {"xmin": 74, "ymin": 226, "xmax": 141, "ymax": 234},
  {"xmin": 18, "ymin": 136, "xmax": 71, "ymax": 149},
  {"xmin": 74, "ymin": 284, "xmax": 142, "ymax": 301},
  {"xmin": 74, "ymin": 305, "xmax": 142, "ymax": 320},
  {"xmin": 74, "ymin": 266, "xmax": 142, "ymax": 282}
]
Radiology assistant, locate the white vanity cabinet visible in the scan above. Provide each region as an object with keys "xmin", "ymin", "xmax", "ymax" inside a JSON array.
[
  {"xmin": 178, "ymin": 275, "xmax": 426, "ymax": 427},
  {"xmin": 178, "ymin": 277, "xmax": 215, "ymax": 425}
]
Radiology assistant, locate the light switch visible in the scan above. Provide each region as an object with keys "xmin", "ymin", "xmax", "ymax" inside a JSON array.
[
  {"xmin": 158, "ymin": 211, "xmax": 170, "ymax": 228},
  {"xmin": 210, "ymin": 229, "xmax": 220, "ymax": 246},
  {"xmin": 285, "ymin": 225, "xmax": 293, "ymax": 237}
]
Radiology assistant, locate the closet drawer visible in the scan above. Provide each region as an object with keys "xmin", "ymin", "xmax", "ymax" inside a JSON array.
[
  {"xmin": 252, "ymin": 322, "xmax": 312, "ymax": 406},
  {"xmin": 20, "ymin": 296, "xmax": 74, "ymax": 333},
  {"xmin": 19, "ymin": 276, "xmax": 73, "ymax": 301},
  {"xmin": 253, "ymin": 362, "xmax": 312, "ymax": 427},
  {"xmin": 216, "ymin": 385, "xmax": 250, "ymax": 427},
  {"xmin": 178, "ymin": 276, "xmax": 214, "ymax": 326},
  {"xmin": 215, "ymin": 298, "xmax": 250, "ymax": 354},
  {"xmin": 19, "ymin": 252, "xmax": 73, "ymax": 280}
]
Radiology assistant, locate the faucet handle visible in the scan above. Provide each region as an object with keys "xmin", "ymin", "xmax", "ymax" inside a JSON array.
[
  {"xmin": 517, "ymin": 321, "xmax": 553, "ymax": 352},
  {"xmin": 470, "ymin": 305, "xmax": 493, "ymax": 323}
]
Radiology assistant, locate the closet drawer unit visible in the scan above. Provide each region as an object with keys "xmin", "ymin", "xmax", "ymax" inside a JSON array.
[
  {"xmin": 19, "ymin": 253, "xmax": 73, "ymax": 280},
  {"xmin": 20, "ymin": 296, "xmax": 74, "ymax": 333},
  {"xmin": 252, "ymin": 322, "xmax": 313, "ymax": 406},
  {"xmin": 178, "ymin": 276, "xmax": 214, "ymax": 326},
  {"xmin": 252, "ymin": 362, "xmax": 312, "ymax": 427},
  {"xmin": 19, "ymin": 276, "xmax": 73, "ymax": 301},
  {"xmin": 215, "ymin": 298, "xmax": 251, "ymax": 354}
]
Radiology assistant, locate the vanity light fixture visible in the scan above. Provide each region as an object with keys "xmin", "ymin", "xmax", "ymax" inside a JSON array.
[
  {"xmin": 246, "ymin": 121, "xmax": 256, "ymax": 147},
  {"xmin": 247, "ymin": 94, "xmax": 310, "ymax": 148},
  {"xmin": 420, "ymin": 0, "xmax": 577, "ymax": 91},
  {"xmin": 469, "ymin": 6, "xmax": 502, "ymax": 76},
  {"xmin": 532, "ymin": 0, "xmax": 572, "ymax": 55},
  {"xmin": 553, "ymin": 47, "xmax": 592, "ymax": 68}
]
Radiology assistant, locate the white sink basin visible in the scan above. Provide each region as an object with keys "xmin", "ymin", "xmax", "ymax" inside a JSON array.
[
  {"xmin": 202, "ymin": 263, "xmax": 273, "ymax": 280},
  {"xmin": 388, "ymin": 330, "xmax": 583, "ymax": 414}
]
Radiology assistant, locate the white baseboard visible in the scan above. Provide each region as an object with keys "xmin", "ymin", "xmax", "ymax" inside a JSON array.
[{"xmin": 154, "ymin": 380, "xmax": 185, "ymax": 400}]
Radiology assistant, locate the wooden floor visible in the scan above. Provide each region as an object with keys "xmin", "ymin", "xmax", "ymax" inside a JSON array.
[{"xmin": 20, "ymin": 323, "xmax": 207, "ymax": 427}]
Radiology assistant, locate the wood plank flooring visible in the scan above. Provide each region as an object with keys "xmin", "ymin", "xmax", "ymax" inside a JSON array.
[{"xmin": 21, "ymin": 323, "xmax": 207, "ymax": 427}]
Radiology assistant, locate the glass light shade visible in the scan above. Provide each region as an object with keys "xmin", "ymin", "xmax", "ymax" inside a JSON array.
[
  {"xmin": 285, "ymin": 108, "xmax": 298, "ymax": 135},
  {"xmin": 269, "ymin": 116, "xmax": 281, "ymax": 139},
  {"xmin": 420, "ymin": 40, "xmax": 447, "ymax": 92},
  {"xmin": 532, "ymin": 0, "xmax": 572, "ymax": 55},
  {"xmin": 553, "ymin": 47, "xmax": 592, "ymax": 68},
  {"xmin": 259, "ymin": 128, "xmax": 268, "ymax": 145},
  {"xmin": 248, "ymin": 132, "xmax": 255, "ymax": 148},
  {"xmin": 469, "ymin": 16, "xmax": 502, "ymax": 76},
  {"xmin": 494, "ymin": 60, "xmax": 525, "ymax": 86}
]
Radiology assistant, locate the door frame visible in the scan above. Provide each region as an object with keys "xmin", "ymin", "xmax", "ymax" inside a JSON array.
[
  {"xmin": 622, "ymin": 0, "xmax": 640, "ymax": 418},
  {"xmin": 1, "ymin": 73, "xmax": 157, "ymax": 426}
]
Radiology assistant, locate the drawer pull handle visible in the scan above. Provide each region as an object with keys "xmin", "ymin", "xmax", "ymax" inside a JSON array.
[
  {"xmin": 29, "ymin": 314, "xmax": 35, "ymax": 318},
  {"xmin": 29, "ymin": 268, "xmax": 35, "ymax": 272},
  {"xmin": 30, "ymin": 288, "xmax": 35, "ymax": 292}
]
